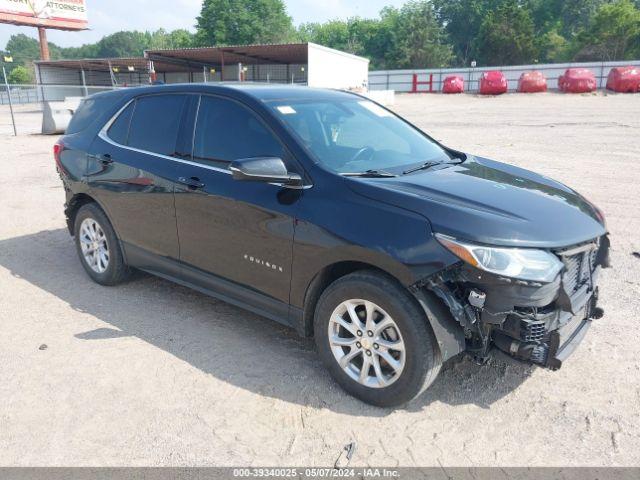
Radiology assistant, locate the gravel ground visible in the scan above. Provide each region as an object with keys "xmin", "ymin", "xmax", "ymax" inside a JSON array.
[{"xmin": 0, "ymin": 92, "xmax": 639, "ymax": 467}]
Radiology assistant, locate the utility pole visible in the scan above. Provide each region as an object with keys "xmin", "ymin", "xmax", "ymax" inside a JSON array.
[{"xmin": 38, "ymin": 27, "xmax": 50, "ymax": 61}]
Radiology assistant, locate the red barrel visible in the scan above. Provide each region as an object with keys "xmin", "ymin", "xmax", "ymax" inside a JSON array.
[
  {"xmin": 558, "ymin": 68, "xmax": 596, "ymax": 93},
  {"xmin": 442, "ymin": 75, "xmax": 464, "ymax": 94},
  {"xmin": 479, "ymin": 71, "xmax": 508, "ymax": 95},
  {"xmin": 517, "ymin": 71, "xmax": 547, "ymax": 93},
  {"xmin": 606, "ymin": 66, "xmax": 640, "ymax": 93}
]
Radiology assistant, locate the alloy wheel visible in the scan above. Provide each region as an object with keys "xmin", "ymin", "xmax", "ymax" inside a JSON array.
[
  {"xmin": 79, "ymin": 218, "xmax": 110, "ymax": 274},
  {"xmin": 328, "ymin": 299, "xmax": 406, "ymax": 388}
]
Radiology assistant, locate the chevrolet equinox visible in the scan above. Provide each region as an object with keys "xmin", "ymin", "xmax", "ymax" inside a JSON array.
[{"xmin": 55, "ymin": 84, "xmax": 610, "ymax": 407}]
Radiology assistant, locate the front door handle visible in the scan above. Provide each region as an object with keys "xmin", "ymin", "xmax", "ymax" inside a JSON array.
[{"xmin": 178, "ymin": 176, "xmax": 205, "ymax": 190}]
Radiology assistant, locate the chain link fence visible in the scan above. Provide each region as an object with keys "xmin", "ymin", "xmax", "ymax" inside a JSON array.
[
  {"xmin": 1, "ymin": 71, "xmax": 309, "ymax": 136},
  {"xmin": 0, "ymin": 84, "xmax": 119, "ymax": 136}
]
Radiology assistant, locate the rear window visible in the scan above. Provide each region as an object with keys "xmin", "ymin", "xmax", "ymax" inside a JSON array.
[
  {"xmin": 127, "ymin": 94, "xmax": 188, "ymax": 156},
  {"xmin": 66, "ymin": 96, "xmax": 115, "ymax": 134}
]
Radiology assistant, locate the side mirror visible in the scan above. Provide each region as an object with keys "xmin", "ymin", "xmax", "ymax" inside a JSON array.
[{"xmin": 230, "ymin": 157, "xmax": 303, "ymax": 188}]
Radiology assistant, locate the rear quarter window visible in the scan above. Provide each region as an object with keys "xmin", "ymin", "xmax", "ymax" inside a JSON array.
[
  {"xmin": 66, "ymin": 96, "xmax": 116, "ymax": 135},
  {"xmin": 107, "ymin": 102, "xmax": 135, "ymax": 145}
]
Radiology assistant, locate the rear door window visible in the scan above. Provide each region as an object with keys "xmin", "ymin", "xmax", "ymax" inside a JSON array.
[
  {"xmin": 193, "ymin": 95, "xmax": 284, "ymax": 168},
  {"xmin": 127, "ymin": 94, "xmax": 188, "ymax": 156}
]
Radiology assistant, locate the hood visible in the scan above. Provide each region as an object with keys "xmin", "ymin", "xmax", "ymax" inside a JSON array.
[{"xmin": 347, "ymin": 156, "xmax": 606, "ymax": 248}]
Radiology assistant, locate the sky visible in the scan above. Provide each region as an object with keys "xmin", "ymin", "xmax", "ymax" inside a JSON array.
[{"xmin": 0, "ymin": 0, "xmax": 408, "ymax": 49}]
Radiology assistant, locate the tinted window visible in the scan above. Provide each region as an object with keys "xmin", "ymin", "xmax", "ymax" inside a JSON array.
[
  {"xmin": 107, "ymin": 102, "xmax": 134, "ymax": 145},
  {"xmin": 128, "ymin": 95, "xmax": 188, "ymax": 156},
  {"xmin": 193, "ymin": 96, "xmax": 284, "ymax": 168},
  {"xmin": 67, "ymin": 96, "xmax": 116, "ymax": 134}
]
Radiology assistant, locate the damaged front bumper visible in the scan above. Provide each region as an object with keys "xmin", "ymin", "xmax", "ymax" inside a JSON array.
[{"xmin": 413, "ymin": 235, "xmax": 610, "ymax": 369}]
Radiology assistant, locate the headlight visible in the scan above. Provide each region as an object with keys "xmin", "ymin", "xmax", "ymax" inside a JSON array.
[{"xmin": 435, "ymin": 234, "xmax": 563, "ymax": 283}]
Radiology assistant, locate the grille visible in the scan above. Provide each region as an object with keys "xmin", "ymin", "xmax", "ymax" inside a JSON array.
[
  {"xmin": 521, "ymin": 320, "xmax": 546, "ymax": 342},
  {"xmin": 560, "ymin": 243, "xmax": 599, "ymax": 294}
]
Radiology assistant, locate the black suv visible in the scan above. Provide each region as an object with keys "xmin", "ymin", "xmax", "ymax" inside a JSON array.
[{"xmin": 56, "ymin": 84, "xmax": 609, "ymax": 407}]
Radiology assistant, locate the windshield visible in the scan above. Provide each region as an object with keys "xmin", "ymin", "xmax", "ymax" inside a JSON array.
[{"xmin": 268, "ymin": 98, "xmax": 451, "ymax": 175}]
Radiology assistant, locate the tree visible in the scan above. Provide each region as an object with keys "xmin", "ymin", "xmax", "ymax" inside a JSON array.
[
  {"xmin": 196, "ymin": 0, "xmax": 294, "ymax": 45},
  {"xmin": 476, "ymin": 1, "xmax": 538, "ymax": 65},
  {"xmin": 5, "ymin": 34, "xmax": 44, "ymax": 64},
  {"xmin": 433, "ymin": 0, "xmax": 502, "ymax": 65},
  {"xmin": 573, "ymin": 0, "xmax": 640, "ymax": 60},
  {"xmin": 298, "ymin": 21, "xmax": 353, "ymax": 52},
  {"xmin": 147, "ymin": 29, "xmax": 195, "ymax": 50},
  {"xmin": 168, "ymin": 29, "xmax": 195, "ymax": 49},
  {"xmin": 559, "ymin": 0, "xmax": 607, "ymax": 37},
  {"xmin": 96, "ymin": 31, "xmax": 149, "ymax": 57},
  {"xmin": 7, "ymin": 65, "xmax": 33, "ymax": 84},
  {"xmin": 536, "ymin": 28, "xmax": 570, "ymax": 62},
  {"xmin": 297, "ymin": 18, "xmax": 394, "ymax": 69},
  {"xmin": 383, "ymin": 1, "xmax": 453, "ymax": 68}
]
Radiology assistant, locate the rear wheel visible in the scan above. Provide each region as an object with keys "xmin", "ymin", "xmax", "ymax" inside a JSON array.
[
  {"xmin": 314, "ymin": 271, "xmax": 441, "ymax": 407},
  {"xmin": 74, "ymin": 203, "xmax": 130, "ymax": 285}
]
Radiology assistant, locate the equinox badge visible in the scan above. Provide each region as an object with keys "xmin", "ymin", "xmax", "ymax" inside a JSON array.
[{"xmin": 243, "ymin": 254, "xmax": 284, "ymax": 273}]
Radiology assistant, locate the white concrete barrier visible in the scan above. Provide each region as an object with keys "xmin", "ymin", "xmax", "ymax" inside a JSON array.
[{"xmin": 41, "ymin": 97, "xmax": 82, "ymax": 134}]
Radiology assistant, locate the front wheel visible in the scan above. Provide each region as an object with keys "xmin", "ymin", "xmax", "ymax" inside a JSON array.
[{"xmin": 314, "ymin": 271, "xmax": 442, "ymax": 407}]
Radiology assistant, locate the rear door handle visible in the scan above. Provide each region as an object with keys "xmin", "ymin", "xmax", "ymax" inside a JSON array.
[
  {"xmin": 178, "ymin": 176, "xmax": 205, "ymax": 190},
  {"xmin": 89, "ymin": 153, "xmax": 113, "ymax": 165},
  {"xmin": 98, "ymin": 154, "xmax": 113, "ymax": 165}
]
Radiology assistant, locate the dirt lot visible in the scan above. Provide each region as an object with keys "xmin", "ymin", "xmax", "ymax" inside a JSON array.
[{"xmin": 1, "ymin": 92, "xmax": 639, "ymax": 467}]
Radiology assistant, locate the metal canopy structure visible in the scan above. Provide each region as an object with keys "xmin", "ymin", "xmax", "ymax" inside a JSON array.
[
  {"xmin": 36, "ymin": 57, "xmax": 178, "ymax": 73},
  {"xmin": 35, "ymin": 42, "xmax": 369, "ymax": 97},
  {"xmin": 36, "ymin": 43, "xmax": 311, "ymax": 76},
  {"xmin": 145, "ymin": 43, "xmax": 310, "ymax": 71}
]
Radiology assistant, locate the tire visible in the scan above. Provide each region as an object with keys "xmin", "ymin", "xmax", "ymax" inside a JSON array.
[
  {"xmin": 74, "ymin": 203, "xmax": 130, "ymax": 286},
  {"xmin": 314, "ymin": 270, "xmax": 442, "ymax": 407}
]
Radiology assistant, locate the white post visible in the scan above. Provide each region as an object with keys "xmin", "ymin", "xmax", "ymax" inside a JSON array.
[{"xmin": 2, "ymin": 66, "xmax": 17, "ymax": 136}]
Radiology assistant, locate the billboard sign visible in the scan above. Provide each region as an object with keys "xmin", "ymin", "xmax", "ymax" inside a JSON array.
[{"xmin": 0, "ymin": 0, "xmax": 88, "ymax": 31}]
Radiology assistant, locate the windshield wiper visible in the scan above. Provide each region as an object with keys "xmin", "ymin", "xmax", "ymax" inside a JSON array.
[
  {"xmin": 402, "ymin": 161, "xmax": 442, "ymax": 175},
  {"xmin": 402, "ymin": 158, "xmax": 464, "ymax": 175},
  {"xmin": 340, "ymin": 169, "xmax": 397, "ymax": 178}
]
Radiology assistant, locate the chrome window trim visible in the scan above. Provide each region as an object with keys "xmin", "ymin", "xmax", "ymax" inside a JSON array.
[
  {"xmin": 98, "ymin": 96, "xmax": 232, "ymax": 175},
  {"xmin": 97, "ymin": 93, "xmax": 313, "ymax": 189}
]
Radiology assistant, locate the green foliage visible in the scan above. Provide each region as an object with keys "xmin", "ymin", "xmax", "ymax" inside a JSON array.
[
  {"xmin": 381, "ymin": 1, "xmax": 453, "ymax": 68},
  {"xmin": 559, "ymin": 0, "xmax": 607, "ymax": 37},
  {"xmin": 433, "ymin": 0, "xmax": 501, "ymax": 65},
  {"xmin": 5, "ymin": 34, "xmax": 46, "ymax": 63},
  {"xmin": 297, "ymin": 2, "xmax": 452, "ymax": 69},
  {"xmin": 573, "ymin": 0, "xmax": 640, "ymax": 60},
  {"xmin": 536, "ymin": 28, "xmax": 571, "ymax": 63},
  {"xmin": 196, "ymin": 0, "xmax": 294, "ymax": 45},
  {"xmin": 95, "ymin": 31, "xmax": 149, "ymax": 57},
  {"xmin": 7, "ymin": 65, "xmax": 33, "ymax": 84},
  {"xmin": 476, "ymin": 1, "xmax": 538, "ymax": 65}
]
